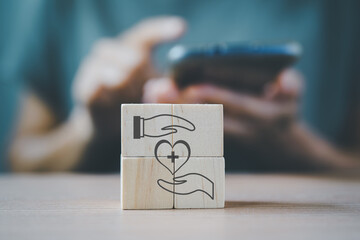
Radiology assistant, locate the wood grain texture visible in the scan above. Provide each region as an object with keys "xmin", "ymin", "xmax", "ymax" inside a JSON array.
[
  {"xmin": 121, "ymin": 104, "xmax": 224, "ymax": 209},
  {"xmin": 121, "ymin": 104, "xmax": 172, "ymax": 157},
  {"xmin": 121, "ymin": 104, "xmax": 223, "ymax": 157},
  {"xmin": 174, "ymin": 157, "xmax": 225, "ymax": 208},
  {"xmin": 2, "ymin": 172, "xmax": 360, "ymax": 240},
  {"xmin": 172, "ymin": 104, "xmax": 223, "ymax": 157},
  {"xmin": 121, "ymin": 156, "xmax": 173, "ymax": 209}
]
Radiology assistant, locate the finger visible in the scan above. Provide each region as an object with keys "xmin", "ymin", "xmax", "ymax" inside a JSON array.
[
  {"xmin": 89, "ymin": 16, "xmax": 186, "ymax": 94},
  {"xmin": 180, "ymin": 84, "xmax": 297, "ymax": 123},
  {"xmin": 73, "ymin": 57, "xmax": 104, "ymax": 104},
  {"xmin": 92, "ymin": 39, "xmax": 144, "ymax": 69},
  {"xmin": 91, "ymin": 39, "xmax": 149, "ymax": 90},
  {"xmin": 224, "ymin": 116, "xmax": 257, "ymax": 143},
  {"xmin": 265, "ymin": 68, "xmax": 303, "ymax": 101},
  {"xmin": 121, "ymin": 16, "xmax": 186, "ymax": 50},
  {"xmin": 142, "ymin": 77, "xmax": 180, "ymax": 103},
  {"xmin": 73, "ymin": 56, "xmax": 135, "ymax": 105}
]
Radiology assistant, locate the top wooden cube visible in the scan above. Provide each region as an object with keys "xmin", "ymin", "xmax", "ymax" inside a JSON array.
[{"xmin": 121, "ymin": 104, "xmax": 223, "ymax": 157}]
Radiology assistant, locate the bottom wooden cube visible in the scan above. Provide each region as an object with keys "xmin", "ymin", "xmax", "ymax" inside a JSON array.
[
  {"xmin": 173, "ymin": 157, "xmax": 225, "ymax": 209},
  {"xmin": 121, "ymin": 155, "xmax": 225, "ymax": 209},
  {"xmin": 121, "ymin": 156, "xmax": 173, "ymax": 209}
]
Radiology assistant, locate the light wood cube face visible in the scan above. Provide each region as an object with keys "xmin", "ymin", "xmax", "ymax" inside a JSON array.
[
  {"xmin": 121, "ymin": 156, "xmax": 173, "ymax": 209},
  {"xmin": 173, "ymin": 157, "xmax": 225, "ymax": 209},
  {"xmin": 121, "ymin": 104, "xmax": 172, "ymax": 157},
  {"xmin": 172, "ymin": 104, "xmax": 223, "ymax": 157},
  {"xmin": 121, "ymin": 104, "xmax": 225, "ymax": 209},
  {"xmin": 121, "ymin": 104, "xmax": 223, "ymax": 157}
]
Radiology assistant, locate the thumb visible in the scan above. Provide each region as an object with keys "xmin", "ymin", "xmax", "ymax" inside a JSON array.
[
  {"xmin": 121, "ymin": 16, "xmax": 186, "ymax": 50},
  {"xmin": 265, "ymin": 68, "xmax": 303, "ymax": 100},
  {"xmin": 278, "ymin": 68, "xmax": 303, "ymax": 99},
  {"xmin": 142, "ymin": 77, "xmax": 180, "ymax": 103}
]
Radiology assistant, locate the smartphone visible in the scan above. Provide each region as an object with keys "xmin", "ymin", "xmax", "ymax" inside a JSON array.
[{"xmin": 168, "ymin": 42, "xmax": 302, "ymax": 93}]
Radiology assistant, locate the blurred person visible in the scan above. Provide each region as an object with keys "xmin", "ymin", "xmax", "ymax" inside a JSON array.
[{"xmin": 1, "ymin": 0, "xmax": 359, "ymax": 172}]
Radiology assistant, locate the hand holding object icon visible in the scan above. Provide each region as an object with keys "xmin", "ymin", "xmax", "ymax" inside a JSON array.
[{"xmin": 133, "ymin": 114, "xmax": 195, "ymax": 139}]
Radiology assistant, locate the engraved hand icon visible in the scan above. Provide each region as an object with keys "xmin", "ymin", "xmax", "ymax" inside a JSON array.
[
  {"xmin": 133, "ymin": 114, "xmax": 195, "ymax": 139},
  {"xmin": 157, "ymin": 173, "xmax": 214, "ymax": 200}
]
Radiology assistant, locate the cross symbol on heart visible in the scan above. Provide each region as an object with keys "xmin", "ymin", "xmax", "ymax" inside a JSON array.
[
  {"xmin": 154, "ymin": 139, "xmax": 191, "ymax": 175},
  {"xmin": 167, "ymin": 151, "xmax": 179, "ymax": 163}
]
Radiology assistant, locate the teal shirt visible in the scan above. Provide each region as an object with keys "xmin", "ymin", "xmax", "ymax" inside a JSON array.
[{"xmin": 1, "ymin": 0, "xmax": 359, "ymax": 171}]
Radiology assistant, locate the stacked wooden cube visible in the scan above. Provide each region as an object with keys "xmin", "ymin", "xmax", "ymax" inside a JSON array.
[{"xmin": 121, "ymin": 104, "xmax": 225, "ymax": 209}]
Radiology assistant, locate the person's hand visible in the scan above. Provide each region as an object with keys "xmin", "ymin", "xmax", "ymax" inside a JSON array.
[
  {"xmin": 143, "ymin": 69, "xmax": 329, "ymax": 169},
  {"xmin": 144, "ymin": 70, "xmax": 360, "ymax": 170},
  {"xmin": 72, "ymin": 16, "xmax": 186, "ymax": 138}
]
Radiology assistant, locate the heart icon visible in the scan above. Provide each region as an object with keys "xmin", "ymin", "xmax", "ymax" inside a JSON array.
[{"xmin": 154, "ymin": 140, "xmax": 191, "ymax": 175}]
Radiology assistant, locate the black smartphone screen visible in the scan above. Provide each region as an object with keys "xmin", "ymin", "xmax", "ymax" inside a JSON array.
[{"xmin": 168, "ymin": 42, "xmax": 302, "ymax": 93}]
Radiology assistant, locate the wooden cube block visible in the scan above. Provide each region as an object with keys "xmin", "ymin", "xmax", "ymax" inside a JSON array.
[
  {"xmin": 172, "ymin": 104, "xmax": 223, "ymax": 157},
  {"xmin": 121, "ymin": 156, "xmax": 173, "ymax": 209},
  {"xmin": 172, "ymin": 157, "xmax": 225, "ymax": 209},
  {"xmin": 121, "ymin": 104, "xmax": 225, "ymax": 209},
  {"xmin": 121, "ymin": 104, "xmax": 172, "ymax": 157}
]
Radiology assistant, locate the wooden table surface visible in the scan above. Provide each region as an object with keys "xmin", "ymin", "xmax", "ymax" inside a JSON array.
[{"xmin": 1, "ymin": 172, "xmax": 359, "ymax": 240}]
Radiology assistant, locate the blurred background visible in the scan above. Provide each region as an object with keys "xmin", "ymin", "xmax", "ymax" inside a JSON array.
[{"xmin": 0, "ymin": 0, "xmax": 359, "ymax": 173}]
